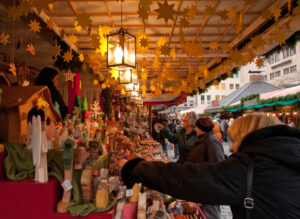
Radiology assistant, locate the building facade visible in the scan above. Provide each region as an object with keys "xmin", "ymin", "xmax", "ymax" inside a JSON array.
[
  {"xmin": 178, "ymin": 74, "xmax": 241, "ymax": 110},
  {"xmin": 240, "ymin": 41, "xmax": 300, "ymax": 87}
]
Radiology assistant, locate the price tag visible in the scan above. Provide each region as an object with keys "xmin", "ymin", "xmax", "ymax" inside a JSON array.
[
  {"xmin": 61, "ymin": 180, "xmax": 72, "ymax": 191},
  {"xmin": 117, "ymin": 191, "xmax": 125, "ymax": 200},
  {"xmin": 146, "ymin": 206, "xmax": 153, "ymax": 214},
  {"xmin": 126, "ymin": 189, "xmax": 133, "ymax": 197}
]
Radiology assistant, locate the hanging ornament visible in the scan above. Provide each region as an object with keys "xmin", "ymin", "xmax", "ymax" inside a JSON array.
[
  {"xmin": 160, "ymin": 45, "xmax": 171, "ymax": 56},
  {"xmin": 218, "ymin": 10, "xmax": 228, "ymax": 21},
  {"xmin": 7, "ymin": 5, "xmax": 22, "ymax": 20},
  {"xmin": 222, "ymin": 43, "xmax": 231, "ymax": 53},
  {"xmin": 273, "ymin": 7, "xmax": 281, "ymax": 21},
  {"xmin": 188, "ymin": 5, "xmax": 198, "ymax": 20},
  {"xmin": 36, "ymin": 97, "xmax": 49, "ymax": 110},
  {"xmin": 18, "ymin": 0, "xmax": 33, "ymax": 17},
  {"xmin": 0, "ymin": 33, "xmax": 10, "ymax": 46},
  {"xmin": 51, "ymin": 42, "xmax": 61, "ymax": 58},
  {"xmin": 98, "ymin": 25, "xmax": 111, "ymax": 37},
  {"xmin": 170, "ymin": 47, "xmax": 176, "ymax": 60},
  {"xmin": 68, "ymin": 34, "xmax": 78, "ymax": 44},
  {"xmin": 32, "ymin": 0, "xmax": 54, "ymax": 12},
  {"xmin": 74, "ymin": 21, "xmax": 82, "ymax": 33},
  {"xmin": 75, "ymin": 13, "xmax": 92, "ymax": 31},
  {"xmin": 26, "ymin": 43, "xmax": 36, "ymax": 56},
  {"xmin": 274, "ymin": 30, "xmax": 287, "ymax": 46},
  {"xmin": 157, "ymin": 37, "xmax": 167, "ymax": 47},
  {"xmin": 28, "ymin": 19, "xmax": 41, "ymax": 33},
  {"xmin": 63, "ymin": 50, "xmax": 73, "ymax": 63},
  {"xmin": 205, "ymin": 4, "xmax": 215, "ymax": 17},
  {"xmin": 78, "ymin": 53, "xmax": 85, "ymax": 62},
  {"xmin": 139, "ymin": 37, "xmax": 149, "ymax": 48},
  {"xmin": 250, "ymin": 35, "xmax": 265, "ymax": 49},
  {"xmin": 227, "ymin": 7, "xmax": 237, "ymax": 19},
  {"xmin": 64, "ymin": 69, "xmax": 76, "ymax": 82},
  {"xmin": 46, "ymin": 18, "xmax": 54, "ymax": 30},
  {"xmin": 154, "ymin": 0, "xmax": 176, "ymax": 24},
  {"xmin": 255, "ymin": 57, "xmax": 264, "ymax": 68},
  {"xmin": 9, "ymin": 63, "xmax": 17, "ymax": 77},
  {"xmin": 179, "ymin": 17, "xmax": 190, "ymax": 28},
  {"xmin": 209, "ymin": 41, "xmax": 219, "ymax": 50}
]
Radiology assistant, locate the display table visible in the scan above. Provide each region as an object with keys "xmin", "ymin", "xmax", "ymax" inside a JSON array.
[{"xmin": 0, "ymin": 177, "xmax": 113, "ymax": 219}]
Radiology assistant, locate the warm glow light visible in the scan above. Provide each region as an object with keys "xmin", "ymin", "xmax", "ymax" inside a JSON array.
[{"xmin": 114, "ymin": 45, "xmax": 123, "ymax": 63}]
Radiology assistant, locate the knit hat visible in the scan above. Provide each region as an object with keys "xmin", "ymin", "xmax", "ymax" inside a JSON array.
[{"xmin": 196, "ymin": 116, "xmax": 214, "ymax": 133}]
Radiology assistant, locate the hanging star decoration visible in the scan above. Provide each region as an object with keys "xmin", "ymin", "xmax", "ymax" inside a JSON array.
[
  {"xmin": 229, "ymin": 49, "xmax": 242, "ymax": 64},
  {"xmin": 138, "ymin": 0, "xmax": 152, "ymax": 22},
  {"xmin": 255, "ymin": 57, "xmax": 264, "ymax": 68},
  {"xmin": 90, "ymin": 34, "xmax": 100, "ymax": 49},
  {"xmin": 154, "ymin": 0, "xmax": 176, "ymax": 24},
  {"xmin": 222, "ymin": 43, "xmax": 231, "ymax": 53},
  {"xmin": 63, "ymin": 50, "xmax": 73, "ymax": 63},
  {"xmin": 68, "ymin": 34, "xmax": 78, "ymax": 44},
  {"xmin": 81, "ymin": 63, "xmax": 87, "ymax": 71},
  {"xmin": 51, "ymin": 42, "xmax": 61, "ymax": 58},
  {"xmin": 0, "ymin": 33, "xmax": 10, "ymax": 46},
  {"xmin": 98, "ymin": 25, "xmax": 111, "ymax": 37},
  {"xmin": 7, "ymin": 5, "xmax": 22, "ymax": 20},
  {"xmin": 209, "ymin": 41, "xmax": 219, "ymax": 50},
  {"xmin": 75, "ymin": 13, "xmax": 92, "ymax": 31},
  {"xmin": 46, "ymin": 19, "xmax": 54, "ymax": 30},
  {"xmin": 74, "ymin": 21, "xmax": 82, "ymax": 33},
  {"xmin": 227, "ymin": 7, "xmax": 237, "ymax": 19},
  {"xmin": 79, "ymin": 53, "xmax": 85, "ymax": 62},
  {"xmin": 170, "ymin": 48, "xmax": 176, "ymax": 60},
  {"xmin": 184, "ymin": 41, "xmax": 203, "ymax": 58},
  {"xmin": 139, "ymin": 37, "xmax": 149, "ymax": 48},
  {"xmin": 188, "ymin": 5, "xmax": 198, "ymax": 20},
  {"xmin": 36, "ymin": 97, "xmax": 49, "ymax": 110},
  {"xmin": 153, "ymin": 58, "xmax": 161, "ymax": 70},
  {"xmin": 26, "ymin": 43, "xmax": 35, "ymax": 56},
  {"xmin": 273, "ymin": 7, "xmax": 281, "ymax": 21},
  {"xmin": 18, "ymin": 0, "xmax": 33, "ymax": 17},
  {"xmin": 32, "ymin": 0, "xmax": 53, "ymax": 12},
  {"xmin": 64, "ymin": 69, "xmax": 76, "ymax": 82},
  {"xmin": 250, "ymin": 35, "xmax": 265, "ymax": 49},
  {"xmin": 28, "ymin": 19, "xmax": 41, "ymax": 33},
  {"xmin": 110, "ymin": 69, "xmax": 119, "ymax": 80},
  {"xmin": 179, "ymin": 17, "xmax": 190, "ymax": 28},
  {"xmin": 9, "ymin": 63, "xmax": 17, "ymax": 77},
  {"xmin": 274, "ymin": 29, "xmax": 286, "ymax": 46},
  {"xmin": 157, "ymin": 37, "xmax": 167, "ymax": 47},
  {"xmin": 99, "ymin": 37, "xmax": 108, "ymax": 57},
  {"xmin": 205, "ymin": 4, "xmax": 215, "ymax": 17}
]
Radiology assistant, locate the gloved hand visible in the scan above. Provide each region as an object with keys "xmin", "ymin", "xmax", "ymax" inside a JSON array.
[{"xmin": 121, "ymin": 158, "xmax": 144, "ymax": 188}]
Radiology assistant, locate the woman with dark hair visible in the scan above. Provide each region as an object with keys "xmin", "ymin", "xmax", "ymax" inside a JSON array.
[{"xmin": 35, "ymin": 67, "xmax": 68, "ymax": 119}]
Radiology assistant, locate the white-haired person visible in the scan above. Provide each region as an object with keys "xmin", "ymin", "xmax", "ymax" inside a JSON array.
[
  {"xmin": 122, "ymin": 113, "xmax": 300, "ymax": 218},
  {"xmin": 156, "ymin": 111, "xmax": 198, "ymax": 163}
]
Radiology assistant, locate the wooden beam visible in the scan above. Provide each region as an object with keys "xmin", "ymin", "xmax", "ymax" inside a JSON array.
[
  {"xmin": 66, "ymin": 0, "xmax": 78, "ymax": 15},
  {"xmin": 104, "ymin": 0, "xmax": 116, "ymax": 31},
  {"xmin": 59, "ymin": 24, "xmax": 249, "ymax": 28},
  {"xmin": 70, "ymin": 33, "xmax": 236, "ymax": 37}
]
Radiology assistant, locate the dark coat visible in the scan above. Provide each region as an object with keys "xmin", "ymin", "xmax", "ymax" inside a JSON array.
[
  {"xmin": 188, "ymin": 131, "xmax": 225, "ymax": 163},
  {"xmin": 122, "ymin": 125, "xmax": 300, "ymax": 218},
  {"xmin": 162, "ymin": 127, "xmax": 198, "ymax": 163}
]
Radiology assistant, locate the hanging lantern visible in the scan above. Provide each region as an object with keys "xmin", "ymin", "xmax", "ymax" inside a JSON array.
[
  {"xmin": 131, "ymin": 69, "xmax": 138, "ymax": 85},
  {"xmin": 119, "ymin": 69, "xmax": 132, "ymax": 84},
  {"xmin": 131, "ymin": 91, "xmax": 139, "ymax": 97},
  {"xmin": 134, "ymin": 83, "xmax": 140, "ymax": 91},
  {"xmin": 125, "ymin": 83, "xmax": 134, "ymax": 92},
  {"xmin": 107, "ymin": 27, "xmax": 136, "ymax": 70}
]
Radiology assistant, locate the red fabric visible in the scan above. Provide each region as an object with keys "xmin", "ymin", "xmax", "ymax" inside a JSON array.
[
  {"xmin": 143, "ymin": 93, "xmax": 187, "ymax": 106},
  {"xmin": 68, "ymin": 72, "xmax": 81, "ymax": 114},
  {"xmin": 0, "ymin": 151, "xmax": 7, "ymax": 180},
  {"xmin": 0, "ymin": 177, "xmax": 112, "ymax": 219}
]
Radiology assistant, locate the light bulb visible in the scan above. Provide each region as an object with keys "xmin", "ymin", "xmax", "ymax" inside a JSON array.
[{"xmin": 114, "ymin": 45, "xmax": 123, "ymax": 63}]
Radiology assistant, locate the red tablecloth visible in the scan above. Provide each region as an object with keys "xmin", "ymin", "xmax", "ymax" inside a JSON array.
[{"xmin": 0, "ymin": 177, "xmax": 112, "ymax": 219}]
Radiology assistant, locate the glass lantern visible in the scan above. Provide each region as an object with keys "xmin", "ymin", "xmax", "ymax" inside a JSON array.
[
  {"xmin": 125, "ymin": 83, "xmax": 134, "ymax": 92},
  {"xmin": 131, "ymin": 68, "xmax": 138, "ymax": 85},
  {"xmin": 119, "ymin": 69, "xmax": 132, "ymax": 84},
  {"xmin": 107, "ymin": 27, "xmax": 136, "ymax": 70}
]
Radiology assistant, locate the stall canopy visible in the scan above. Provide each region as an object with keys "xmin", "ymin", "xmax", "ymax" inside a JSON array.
[
  {"xmin": 205, "ymin": 81, "xmax": 280, "ymax": 112},
  {"xmin": 1, "ymin": 0, "xmax": 300, "ymax": 104},
  {"xmin": 179, "ymin": 105, "xmax": 209, "ymax": 115}
]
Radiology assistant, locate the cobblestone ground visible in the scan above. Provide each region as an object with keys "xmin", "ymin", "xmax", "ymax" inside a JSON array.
[{"xmin": 167, "ymin": 141, "xmax": 233, "ymax": 219}]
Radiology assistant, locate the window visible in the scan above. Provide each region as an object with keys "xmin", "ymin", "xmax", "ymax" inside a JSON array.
[
  {"xmin": 275, "ymin": 52, "xmax": 280, "ymax": 62},
  {"xmin": 190, "ymin": 100, "xmax": 194, "ymax": 107},
  {"xmin": 290, "ymin": 65, "xmax": 297, "ymax": 73},
  {"xmin": 230, "ymin": 84, "xmax": 234, "ymax": 89},
  {"xmin": 270, "ymin": 73, "xmax": 275, "ymax": 80},
  {"xmin": 283, "ymin": 68, "xmax": 289, "ymax": 75},
  {"xmin": 275, "ymin": 70, "xmax": 281, "ymax": 78},
  {"xmin": 201, "ymin": 95, "xmax": 205, "ymax": 104},
  {"xmin": 221, "ymin": 95, "xmax": 226, "ymax": 99},
  {"xmin": 264, "ymin": 59, "xmax": 268, "ymax": 67},
  {"xmin": 216, "ymin": 95, "xmax": 220, "ymax": 100},
  {"xmin": 283, "ymin": 46, "xmax": 296, "ymax": 58},
  {"xmin": 235, "ymin": 73, "xmax": 240, "ymax": 78},
  {"xmin": 207, "ymin": 95, "xmax": 211, "ymax": 104},
  {"xmin": 184, "ymin": 102, "xmax": 187, "ymax": 107},
  {"xmin": 221, "ymin": 83, "xmax": 226, "ymax": 90},
  {"xmin": 235, "ymin": 84, "xmax": 240, "ymax": 89},
  {"xmin": 269, "ymin": 54, "xmax": 275, "ymax": 64},
  {"xmin": 215, "ymin": 85, "xmax": 220, "ymax": 90},
  {"xmin": 263, "ymin": 75, "xmax": 268, "ymax": 81}
]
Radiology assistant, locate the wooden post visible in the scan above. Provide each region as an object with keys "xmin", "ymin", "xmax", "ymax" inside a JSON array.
[{"xmin": 149, "ymin": 105, "xmax": 152, "ymax": 136}]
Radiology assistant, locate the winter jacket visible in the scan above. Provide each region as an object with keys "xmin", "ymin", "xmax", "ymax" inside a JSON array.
[
  {"xmin": 122, "ymin": 125, "xmax": 300, "ymax": 219},
  {"xmin": 188, "ymin": 131, "xmax": 225, "ymax": 163},
  {"xmin": 162, "ymin": 127, "xmax": 198, "ymax": 163}
]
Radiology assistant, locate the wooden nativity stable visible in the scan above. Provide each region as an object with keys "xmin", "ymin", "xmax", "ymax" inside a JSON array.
[{"xmin": 0, "ymin": 86, "xmax": 61, "ymax": 144}]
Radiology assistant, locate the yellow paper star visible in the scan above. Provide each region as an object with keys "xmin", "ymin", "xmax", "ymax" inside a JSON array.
[
  {"xmin": 170, "ymin": 48, "xmax": 176, "ymax": 60},
  {"xmin": 32, "ymin": 0, "xmax": 53, "ymax": 12},
  {"xmin": 138, "ymin": 5, "xmax": 150, "ymax": 21},
  {"xmin": 229, "ymin": 49, "xmax": 242, "ymax": 64},
  {"xmin": 274, "ymin": 30, "xmax": 286, "ymax": 46},
  {"xmin": 18, "ymin": 0, "xmax": 33, "ymax": 17},
  {"xmin": 0, "ymin": 33, "xmax": 10, "ymax": 46},
  {"xmin": 255, "ymin": 57, "xmax": 264, "ymax": 68},
  {"xmin": 153, "ymin": 58, "xmax": 161, "ymax": 70},
  {"xmin": 227, "ymin": 7, "xmax": 237, "ymax": 19},
  {"xmin": 68, "ymin": 34, "xmax": 78, "ymax": 44},
  {"xmin": 139, "ymin": 37, "xmax": 149, "ymax": 48},
  {"xmin": 90, "ymin": 35, "xmax": 100, "ymax": 49},
  {"xmin": 99, "ymin": 37, "xmax": 108, "ymax": 57},
  {"xmin": 205, "ymin": 4, "xmax": 215, "ymax": 17},
  {"xmin": 78, "ymin": 53, "xmax": 85, "ymax": 62},
  {"xmin": 110, "ymin": 69, "xmax": 119, "ymax": 80},
  {"xmin": 188, "ymin": 5, "xmax": 198, "ymax": 19},
  {"xmin": 63, "ymin": 50, "xmax": 73, "ymax": 63},
  {"xmin": 26, "ymin": 43, "xmax": 35, "ymax": 56},
  {"xmin": 51, "ymin": 43, "xmax": 61, "ymax": 58},
  {"xmin": 98, "ymin": 25, "xmax": 111, "ymax": 37},
  {"xmin": 7, "ymin": 5, "xmax": 22, "ymax": 20},
  {"xmin": 154, "ymin": 0, "xmax": 176, "ymax": 24},
  {"xmin": 46, "ymin": 19, "xmax": 54, "ymax": 30},
  {"xmin": 179, "ymin": 17, "xmax": 189, "ymax": 28},
  {"xmin": 157, "ymin": 37, "xmax": 167, "ymax": 47},
  {"xmin": 36, "ymin": 97, "xmax": 49, "ymax": 110},
  {"xmin": 28, "ymin": 19, "xmax": 41, "ymax": 33},
  {"xmin": 250, "ymin": 35, "xmax": 265, "ymax": 49},
  {"xmin": 74, "ymin": 21, "xmax": 82, "ymax": 33},
  {"xmin": 48, "ymin": 3, "xmax": 53, "ymax": 12},
  {"xmin": 64, "ymin": 69, "xmax": 76, "ymax": 82},
  {"xmin": 75, "ymin": 13, "xmax": 92, "ymax": 30},
  {"xmin": 273, "ymin": 7, "xmax": 281, "ymax": 21},
  {"xmin": 218, "ymin": 9, "xmax": 228, "ymax": 21},
  {"xmin": 209, "ymin": 41, "xmax": 219, "ymax": 50},
  {"xmin": 82, "ymin": 63, "xmax": 87, "ymax": 71},
  {"xmin": 9, "ymin": 63, "xmax": 16, "ymax": 77},
  {"xmin": 160, "ymin": 45, "xmax": 171, "ymax": 56}
]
